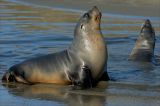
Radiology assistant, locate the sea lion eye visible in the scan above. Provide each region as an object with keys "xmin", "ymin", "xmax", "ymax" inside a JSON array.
[{"xmin": 83, "ymin": 13, "xmax": 89, "ymax": 18}]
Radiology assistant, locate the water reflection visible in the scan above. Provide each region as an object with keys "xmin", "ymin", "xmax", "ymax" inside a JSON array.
[
  {"xmin": 2, "ymin": 83, "xmax": 107, "ymax": 106},
  {"xmin": 2, "ymin": 82, "xmax": 160, "ymax": 106}
]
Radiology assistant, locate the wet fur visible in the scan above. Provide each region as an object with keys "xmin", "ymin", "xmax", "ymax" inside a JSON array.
[{"xmin": 129, "ymin": 19, "xmax": 155, "ymax": 62}]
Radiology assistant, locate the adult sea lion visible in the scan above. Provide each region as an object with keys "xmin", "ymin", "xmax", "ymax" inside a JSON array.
[
  {"xmin": 2, "ymin": 6, "xmax": 109, "ymax": 89},
  {"xmin": 129, "ymin": 19, "xmax": 156, "ymax": 62}
]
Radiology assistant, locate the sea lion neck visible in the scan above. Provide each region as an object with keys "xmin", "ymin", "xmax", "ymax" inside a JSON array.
[
  {"xmin": 70, "ymin": 24, "xmax": 103, "ymax": 51},
  {"xmin": 69, "ymin": 6, "xmax": 103, "ymax": 52}
]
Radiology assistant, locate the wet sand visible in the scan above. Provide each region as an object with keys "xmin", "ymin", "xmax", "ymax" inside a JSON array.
[
  {"xmin": 0, "ymin": 0, "xmax": 160, "ymax": 106},
  {"xmin": 1, "ymin": 82, "xmax": 160, "ymax": 106}
]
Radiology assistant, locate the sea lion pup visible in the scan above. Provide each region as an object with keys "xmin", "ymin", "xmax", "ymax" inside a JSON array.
[
  {"xmin": 129, "ymin": 19, "xmax": 156, "ymax": 62},
  {"xmin": 2, "ymin": 6, "xmax": 109, "ymax": 89}
]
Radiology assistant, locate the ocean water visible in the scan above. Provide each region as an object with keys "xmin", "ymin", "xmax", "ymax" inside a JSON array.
[{"xmin": 0, "ymin": 0, "xmax": 160, "ymax": 106}]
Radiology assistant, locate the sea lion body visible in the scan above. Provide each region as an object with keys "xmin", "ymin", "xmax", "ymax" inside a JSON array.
[
  {"xmin": 129, "ymin": 19, "xmax": 155, "ymax": 62},
  {"xmin": 2, "ymin": 6, "xmax": 109, "ymax": 88}
]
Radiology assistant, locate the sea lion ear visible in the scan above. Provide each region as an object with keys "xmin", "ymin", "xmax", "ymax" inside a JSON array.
[
  {"xmin": 80, "ymin": 24, "xmax": 84, "ymax": 29},
  {"xmin": 81, "ymin": 66, "xmax": 91, "ymax": 75}
]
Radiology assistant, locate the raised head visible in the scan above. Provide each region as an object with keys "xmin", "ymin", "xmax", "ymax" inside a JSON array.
[
  {"xmin": 74, "ymin": 6, "xmax": 102, "ymax": 37},
  {"xmin": 129, "ymin": 19, "xmax": 156, "ymax": 62},
  {"xmin": 138, "ymin": 19, "xmax": 155, "ymax": 50}
]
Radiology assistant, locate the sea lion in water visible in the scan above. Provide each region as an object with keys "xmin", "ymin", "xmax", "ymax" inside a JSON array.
[
  {"xmin": 2, "ymin": 6, "xmax": 109, "ymax": 89},
  {"xmin": 129, "ymin": 19, "xmax": 156, "ymax": 62}
]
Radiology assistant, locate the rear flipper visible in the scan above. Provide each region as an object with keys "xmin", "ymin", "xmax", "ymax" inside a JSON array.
[
  {"xmin": 2, "ymin": 70, "xmax": 30, "ymax": 84},
  {"xmin": 2, "ymin": 71, "xmax": 16, "ymax": 82}
]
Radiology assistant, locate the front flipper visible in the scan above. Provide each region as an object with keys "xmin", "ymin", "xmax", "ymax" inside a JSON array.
[
  {"xmin": 70, "ymin": 66, "xmax": 95, "ymax": 89},
  {"xmin": 80, "ymin": 66, "xmax": 95, "ymax": 88}
]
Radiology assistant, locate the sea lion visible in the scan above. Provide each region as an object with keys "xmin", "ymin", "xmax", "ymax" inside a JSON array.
[
  {"xmin": 2, "ymin": 6, "xmax": 109, "ymax": 89},
  {"xmin": 129, "ymin": 19, "xmax": 156, "ymax": 62}
]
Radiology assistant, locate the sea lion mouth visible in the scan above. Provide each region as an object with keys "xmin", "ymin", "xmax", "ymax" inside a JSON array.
[
  {"xmin": 90, "ymin": 6, "xmax": 101, "ymax": 21},
  {"xmin": 95, "ymin": 13, "xmax": 101, "ymax": 21}
]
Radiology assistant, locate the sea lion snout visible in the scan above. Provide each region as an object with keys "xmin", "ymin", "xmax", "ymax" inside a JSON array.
[
  {"xmin": 140, "ymin": 19, "xmax": 155, "ymax": 43},
  {"xmin": 90, "ymin": 6, "xmax": 101, "ymax": 15},
  {"xmin": 89, "ymin": 6, "xmax": 101, "ymax": 21},
  {"xmin": 83, "ymin": 6, "xmax": 101, "ymax": 20},
  {"xmin": 141, "ymin": 19, "xmax": 154, "ymax": 34}
]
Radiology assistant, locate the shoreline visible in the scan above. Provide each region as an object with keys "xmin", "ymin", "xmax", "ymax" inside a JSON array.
[{"xmin": 6, "ymin": 0, "xmax": 160, "ymax": 20}]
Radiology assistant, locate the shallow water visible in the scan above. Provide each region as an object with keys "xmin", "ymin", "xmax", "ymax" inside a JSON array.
[{"xmin": 0, "ymin": 0, "xmax": 160, "ymax": 106}]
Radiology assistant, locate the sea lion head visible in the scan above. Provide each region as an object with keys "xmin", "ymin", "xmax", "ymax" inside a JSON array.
[
  {"xmin": 139, "ymin": 19, "xmax": 155, "ymax": 49},
  {"xmin": 140, "ymin": 19, "xmax": 155, "ymax": 37},
  {"xmin": 129, "ymin": 19, "xmax": 156, "ymax": 61},
  {"xmin": 74, "ymin": 6, "xmax": 102, "ymax": 37}
]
